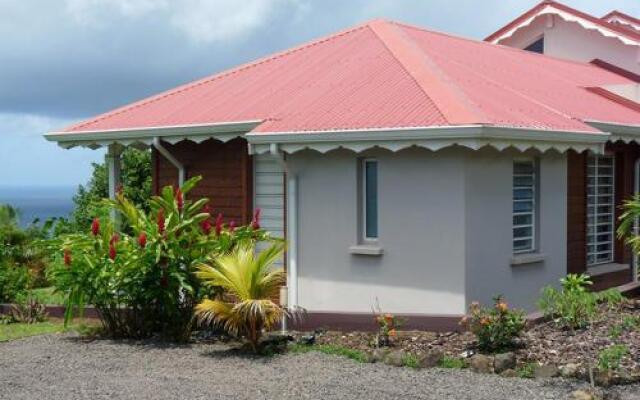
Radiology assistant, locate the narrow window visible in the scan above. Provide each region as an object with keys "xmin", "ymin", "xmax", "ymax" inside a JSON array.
[
  {"xmin": 587, "ymin": 155, "xmax": 615, "ymax": 266},
  {"xmin": 362, "ymin": 159, "xmax": 378, "ymax": 240},
  {"xmin": 513, "ymin": 159, "xmax": 536, "ymax": 253}
]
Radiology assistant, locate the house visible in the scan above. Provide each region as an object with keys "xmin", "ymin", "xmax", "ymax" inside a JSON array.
[{"xmin": 45, "ymin": 3, "xmax": 640, "ymax": 331}]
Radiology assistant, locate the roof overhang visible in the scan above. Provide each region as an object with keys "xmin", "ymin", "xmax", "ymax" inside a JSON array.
[
  {"xmin": 246, "ymin": 125, "xmax": 609, "ymax": 155},
  {"xmin": 44, "ymin": 120, "xmax": 263, "ymax": 149},
  {"xmin": 586, "ymin": 120, "xmax": 640, "ymax": 143},
  {"xmin": 487, "ymin": 3, "xmax": 640, "ymax": 47}
]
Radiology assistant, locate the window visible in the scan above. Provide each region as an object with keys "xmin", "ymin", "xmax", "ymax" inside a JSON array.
[
  {"xmin": 362, "ymin": 159, "xmax": 378, "ymax": 240},
  {"xmin": 587, "ymin": 155, "xmax": 615, "ymax": 266},
  {"xmin": 524, "ymin": 37, "xmax": 544, "ymax": 54},
  {"xmin": 513, "ymin": 160, "xmax": 536, "ymax": 253}
]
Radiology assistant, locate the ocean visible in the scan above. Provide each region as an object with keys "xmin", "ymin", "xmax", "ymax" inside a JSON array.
[{"xmin": 0, "ymin": 186, "xmax": 76, "ymax": 227}]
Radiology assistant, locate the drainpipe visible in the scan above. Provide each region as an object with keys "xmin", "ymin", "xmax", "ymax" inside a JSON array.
[
  {"xmin": 153, "ymin": 137, "xmax": 185, "ymax": 187},
  {"xmin": 270, "ymin": 144, "xmax": 298, "ymax": 330},
  {"xmin": 634, "ymin": 158, "xmax": 640, "ymax": 282}
]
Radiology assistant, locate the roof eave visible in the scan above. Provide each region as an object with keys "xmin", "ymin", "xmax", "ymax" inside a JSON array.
[
  {"xmin": 44, "ymin": 120, "xmax": 263, "ymax": 149},
  {"xmin": 586, "ymin": 120, "xmax": 640, "ymax": 143},
  {"xmin": 246, "ymin": 125, "xmax": 608, "ymax": 155}
]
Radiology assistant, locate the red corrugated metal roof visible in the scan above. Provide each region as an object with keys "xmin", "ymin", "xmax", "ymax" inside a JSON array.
[{"xmin": 63, "ymin": 18, "xmax": 640, "ymax": 135}]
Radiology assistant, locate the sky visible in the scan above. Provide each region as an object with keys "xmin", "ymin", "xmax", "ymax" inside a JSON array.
[{"xmin": 1, "ymin": 0, "xmax": 639, "ymax": 188}]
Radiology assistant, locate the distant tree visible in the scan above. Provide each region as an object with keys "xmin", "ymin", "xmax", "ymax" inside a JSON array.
[{"xmin": 69, "ymin": 148, "xmax": 152, "ymax": 231}]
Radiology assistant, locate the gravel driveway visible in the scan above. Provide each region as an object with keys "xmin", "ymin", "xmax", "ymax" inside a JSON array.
[{"xmin": 1, "ymin": 333, "xmax": 639, "ymax": 400}]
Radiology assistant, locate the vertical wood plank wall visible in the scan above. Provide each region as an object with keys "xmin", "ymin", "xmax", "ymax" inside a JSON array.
[{"xmin": 152, "ymin": 138, "xmax": 253, "ymax": 224}]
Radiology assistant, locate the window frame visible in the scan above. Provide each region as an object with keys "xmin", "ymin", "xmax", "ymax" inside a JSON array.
[
  {"xmin": 512, "ymin": 158, "xmax": 538, "ymax": 254},
  {"xmin": 586, "ymin": 154, "xmax": 616, "ymax": 267},
  {"xmin": 361, "ymin": 158, "xmax": 378, "ymax": 243}
]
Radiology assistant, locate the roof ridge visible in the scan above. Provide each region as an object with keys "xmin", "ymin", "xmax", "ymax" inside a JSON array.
[
  {"xmin": 65, "ymin": 22, "xmax": 370, "ymax": 132},
  {"xmin": 603, "ymin": 10, "xmax": 640, "ymax": 27},
  {"xmin": 367, "ymin": 20, "xmax": 485, "ymax": 125}
]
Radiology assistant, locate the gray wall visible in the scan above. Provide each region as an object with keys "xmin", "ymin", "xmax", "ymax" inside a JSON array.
[
  {"xmin": 464, "ymin": 148, "xmax": 567, "ymax": 311},
  {"xmin": 286, "ymin": 146, "xmax": 568, "ymax": 315},
  {"xmin": 287, "ymin": 147, "xmax": 467, "ymax": 315}
]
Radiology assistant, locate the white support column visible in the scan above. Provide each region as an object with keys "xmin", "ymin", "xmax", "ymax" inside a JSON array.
[
  {"xmin": 286, "ymin": 173, "xmax": 298, "ymax": 308},
  {"xmin": 106, "ymin": 144, "xmax": 123, "ymax": 222}
]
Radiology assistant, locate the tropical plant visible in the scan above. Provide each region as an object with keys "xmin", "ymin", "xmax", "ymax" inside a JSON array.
[
  {"xmin": 46, "ymin": 176, "xmax": 271, "ymax": 340},
  {"xmin": 461, "ymin": 295, "xmax": 525, "ymax": 353},
  {"xmin": 195, "ymin": 242, "xmax": 287, "ymax": 352},
  {"xmin": 372, "ymin": 301, "xmax": 404, "ymax": 347},
  {"xmin": 538, "ymin": 274, "xmax": 598, "ymax": 330}
]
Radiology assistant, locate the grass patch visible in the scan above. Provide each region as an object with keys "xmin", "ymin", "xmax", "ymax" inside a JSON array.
[
  {"xmin": 16, "ymin": 287, "xmax": 66, "ymax": 305},
  {"xmin": 0, "ymin": 321, "xmax": 66, "ymax": 342},
  {"xmin": 289, "ymin": 343, "xmax": 368, "ymax": 363},
  {"xmin": 0, "ymin": 320, "xmax": 99, "ymax": 342},
  {"xmin": 516, "ymin": 362, "xmax": 536, "ymax": 379},
  {"xmin": 402, "ymin": 353, "xmax": 420, "ymax": 369},
  {"xmin": 438, "ymin": 356, "xmax": 467, "ymax": 369}
]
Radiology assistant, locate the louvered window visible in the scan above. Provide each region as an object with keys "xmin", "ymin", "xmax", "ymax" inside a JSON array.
[{"xmin": 586, "ymin": 155, "xmax": 615, "ymax": 266}]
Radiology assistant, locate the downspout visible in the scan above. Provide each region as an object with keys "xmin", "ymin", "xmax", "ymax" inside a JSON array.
[
  {"xmin": 634, "ymin": 158, "xmax": 640, "ymax": 282},
  {"xmin": 153, "ymin": 137, "xmax": 185, "ymax": 187},
  {"xmin": 269, "ymin": 143, "xmax": 298, "ymax": 329}
]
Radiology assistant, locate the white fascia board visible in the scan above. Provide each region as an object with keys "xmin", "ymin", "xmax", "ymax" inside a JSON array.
[
  {"xmin": 44, "ymin": 120, "xmax": 263, "ymax": 149},
  {"xmin": 490, "ymin": 5, "xmax": 640, "ymax": 47},
  {"xmin": 247, "ymin": 125, "xmax": 609, "ymax": 155},
  {"xmin": 586, "ymin": 120, "xmax": 640, "ymax": 143}
]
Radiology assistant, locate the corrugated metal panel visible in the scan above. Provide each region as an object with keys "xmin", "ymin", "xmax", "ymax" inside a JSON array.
[
  {"xmin": 62, "ymin": 19, "xmax": 640, "ymax": 136},
  {"xmin": 254, "ymin": 155, "xmax": 285, "ymax": 265}
]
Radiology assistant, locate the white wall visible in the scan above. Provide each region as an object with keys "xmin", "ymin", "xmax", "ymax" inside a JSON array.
[
  {"xmin": 464, "ymin": 148, "xmax": 568, "ymax": 312},
  {"xmin": 499, "ymin": 15, "xmax": 640, "ymax": 75},
  {"xmin": 287, "ymin": 147, "xmax": 467, "ymax": 315},
  {"xmin": 285, "ymin": 146, "xmax": 568, "ymax": 316}
]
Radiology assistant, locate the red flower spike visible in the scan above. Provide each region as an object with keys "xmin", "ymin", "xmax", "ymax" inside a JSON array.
[
  {"xmin": 176, "ymin": 188, "xmax": 184, "ymax": 212},
  {"xmin": 157, "ymin": 209, "xmax": 165, "ymax": 234},
  {"xmin": 215, "ymin": 213, "xmax": 223, "ymax": 236},
  {"xmin": 63, "ymin": 249, "xmax": 72, "ymax": 266},
  {"xmin": 91, "ymin": 218, "xmax": 100, "ymax": 236},
  {"xmin": 201, "ymin": 219, "xmax": 212, "ymax": 235},
  {"xmin": 109, "ymin": 244, "xmax": 117, "ymax": 260},
  {"xmin": 229, "ymin": 220, "xmax": 236, "ymax": 233},
  {"xmin": 109, "ymin": 234, "xmax": 120, "ymax": 245},
  {"xmin": 138, "ymin": 232, "xmax": 147, "ymax": 248},
  {"xmin": 251, "ymin": 208, "xmax": 261, "ymax": 230},
  {"xmin": 202, "ymin": 204, "xmax": 211, "ymax": 215}
]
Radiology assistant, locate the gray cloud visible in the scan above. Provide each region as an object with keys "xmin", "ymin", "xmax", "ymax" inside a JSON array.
[{"xmin": 0, "ymin": 0, "xmax": 639, "ymax": 186}]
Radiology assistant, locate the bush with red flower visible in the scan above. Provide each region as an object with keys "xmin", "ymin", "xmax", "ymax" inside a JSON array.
[
  {"xmin": 46, "ymin": 176, "xmax": 274, "ymax": 341},
  {"xmin": 461, "ymin": 295, "xmax": 525, "ymax": 353}
]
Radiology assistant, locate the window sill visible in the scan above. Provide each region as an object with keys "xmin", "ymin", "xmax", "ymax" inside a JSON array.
[
  {"xmin": 349, "ymin": 245, "xmax": 384, "ymax": 256},
  {"xmin": 587, "ymin": 262, "xmax": 629, "ymax": 277},
  {"xmin": 510, "ymin": 253, "xmax": 546, "ymax": 266}
]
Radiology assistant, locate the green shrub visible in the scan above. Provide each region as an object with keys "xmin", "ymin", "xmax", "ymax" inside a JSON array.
[
  {"xmin": 402, "ymin": 353, "xmax": 420, "ymax": 369},
  {"xmin": 516, "ymin": 362, "xmax": 536, "ymax": 379},
  {"xmin": 598, "ymin": 345, "xmax": 629, "ymax": 372},
  {"xmin": 46, "ymin": 177, "xmax": 273, "ymax": 341},
  {"xmin": 538, "ymin": 274, "xmax": 597, "ymax": 330},
  {"xmin": 462, "ymin": 295, "xmax": 525, "ymax": 353},
  {"xmin": 622, "ymin": 315, "xmax": 640, "ymax": 330},
  {"xmin": 596, "ymin": 288, "xmax": 625, "ymax": 310},
  {"xmin": 0, "ymin": 262, "xmax": 30, "ymax": 303}
]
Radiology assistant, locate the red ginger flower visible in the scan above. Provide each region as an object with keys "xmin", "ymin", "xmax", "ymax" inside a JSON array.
[
  {"xmin": 215, "ymin": 213, "xmax": 223, "ymax": 236},
  {"xmin": 201, "ymin": 219, "xmax": 212, "ymax": 235},
  {"xmin": 91, "ymin": 218, "xmax": 100, "ymax": 236},
  {"xmin": 138, "ymin": 232, "xmax": 147, "ymax": 248},
  {"xmin": 251, "ymin": 208, "xmax": 261, "ymax": 230},
  {"xmin": 109, "ymin": 244, "xmax": 117, "ymax": 260},
  {"xmin": 175, "ymin": 188, "xmax": 184, "ymax": 212},
  {"xmin": 63, "ymin": 249, "xmax": 72, "ymax": 266},
  {"xmin": 109, "ymin": 234, "xmax": 120, "ymax": 245},
  {"xmin": 157, "ymin": 209, "xmax": 165, "ymax": 234}
]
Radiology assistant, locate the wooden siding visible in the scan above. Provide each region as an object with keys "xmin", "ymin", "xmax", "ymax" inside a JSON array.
[
  {"xmin": 567, "ymin": 150, "xmax": 587, "ymax": 274},
  {"xmin": 153, "ymin": 138, "xmax": 253, "ymax": 224},
  {"xmin": 567, "ymin": 143, "xmax": 640, "ymax": 287}
]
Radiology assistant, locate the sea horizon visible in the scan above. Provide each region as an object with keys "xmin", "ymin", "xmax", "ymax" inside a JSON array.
[{"xmin": 0, "ymin": 184, "xmax": 78, "ymax": 226}]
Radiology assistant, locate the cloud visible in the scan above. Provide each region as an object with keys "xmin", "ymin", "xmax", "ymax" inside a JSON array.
[
  {"xmin": 171, "ymin": 0, "xmax": 309, "ymax": 44},
  {"xmin": 64, "ymin": 0, "xmax": 168, "ymax": 26}
]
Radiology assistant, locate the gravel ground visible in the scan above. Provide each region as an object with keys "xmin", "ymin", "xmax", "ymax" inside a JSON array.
[{"xmin": 1, "ymin": 333, "xmax": 640, "ymax": 400}]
